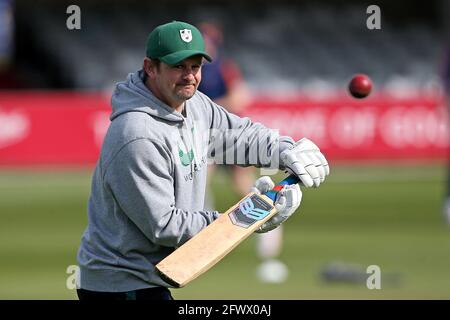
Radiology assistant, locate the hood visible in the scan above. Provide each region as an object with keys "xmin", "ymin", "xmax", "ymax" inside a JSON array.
[
  {"xmin": 110, "ymin": 70, "xmax": 201, "ymax": 175},
  {"xmin": 110, "ymin": 70, "xmax": 184, "ymax": 123}
]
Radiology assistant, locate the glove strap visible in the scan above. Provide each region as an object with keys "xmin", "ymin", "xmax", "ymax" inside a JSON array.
[{"xmin": 264, "ymin": 175, "xmax": 299, "ymax": 202}]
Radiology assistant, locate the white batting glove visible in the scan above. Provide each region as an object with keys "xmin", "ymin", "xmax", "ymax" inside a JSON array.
[
  {"xmin": 280, "ymin": 138, "xmax": 330, "ymax": 188},
  {"xmin": 251, "ymin": 176, "xmax": 302, "ymax": 233}
]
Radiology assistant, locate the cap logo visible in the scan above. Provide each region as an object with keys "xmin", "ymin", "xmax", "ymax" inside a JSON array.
[{"xmin": 179, "ymin": 29, "xmax": 192, "ymax": 43}]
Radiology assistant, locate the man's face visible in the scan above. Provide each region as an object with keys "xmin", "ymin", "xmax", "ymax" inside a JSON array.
[{"xmin": 147, "ymin": 55, "xmax": 203, "ymax": 109}]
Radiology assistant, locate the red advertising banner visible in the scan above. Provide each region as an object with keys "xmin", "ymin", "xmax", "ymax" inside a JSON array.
[
  {"xmin": 243, "ymin": 94, "xmax": 450, "ymax": 160},
  {"xmin": 0, "ymin": 91, "xmax": 448, "ymax": 165},
  {"xmin": 0, "ymin": 92, "xmax": 110, "ymax": 165}
]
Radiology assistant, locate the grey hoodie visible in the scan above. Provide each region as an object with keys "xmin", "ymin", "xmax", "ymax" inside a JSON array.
[{"xmin": 77, "ymin": 70, "xmax": 294, "ymax": 292}]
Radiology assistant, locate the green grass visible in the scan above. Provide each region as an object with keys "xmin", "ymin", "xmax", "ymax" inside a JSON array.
[{"xmin": 0, "ymin": 164, "xmax": 449, "ymax": 299}]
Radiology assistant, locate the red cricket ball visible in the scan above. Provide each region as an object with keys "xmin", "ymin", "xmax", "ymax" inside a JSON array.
[{"xmin": 348, "ymin": 74, "xmax": 372, "ymax": 99}]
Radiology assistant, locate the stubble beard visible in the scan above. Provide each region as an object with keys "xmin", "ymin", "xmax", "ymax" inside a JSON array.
[{"xmin": 175, "ymin": 84, "xmax": 197, "ymax": 101}]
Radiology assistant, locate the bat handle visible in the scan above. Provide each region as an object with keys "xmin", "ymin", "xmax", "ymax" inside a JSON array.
[{"xmin": 263, "ymin": 175, "xmax": 300, "ymax": 202}]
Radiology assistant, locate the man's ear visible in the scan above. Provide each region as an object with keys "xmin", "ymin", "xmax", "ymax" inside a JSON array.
[{"xmin": 143, "ymin": 57, "xmax": 157, "ymax": 79}]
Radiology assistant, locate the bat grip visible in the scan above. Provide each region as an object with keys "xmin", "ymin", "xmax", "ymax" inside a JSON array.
[{"xmin": 263, "ymin": 175, "xmax": 300, "ymax": 202}]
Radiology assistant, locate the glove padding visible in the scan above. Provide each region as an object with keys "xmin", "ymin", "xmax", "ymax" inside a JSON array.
[
  {"xmin": 251, "ymin": 176, "xmax": 302, "ymax": 233},
  {"xmin": 280, "ymin": 138, "xmax": 330, "ymax": 188}
]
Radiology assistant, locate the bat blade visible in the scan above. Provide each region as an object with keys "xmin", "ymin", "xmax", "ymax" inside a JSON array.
[{"xmin": 155, "ymin": 175, "xmax": 299, "ymax": 287}]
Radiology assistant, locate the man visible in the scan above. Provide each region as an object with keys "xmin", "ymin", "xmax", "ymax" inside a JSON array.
[{"xmin": 77, "ymin": 21, "xmax": 329, "ymax": 300}]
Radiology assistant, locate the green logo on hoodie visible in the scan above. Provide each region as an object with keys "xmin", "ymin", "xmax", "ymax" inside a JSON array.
[
  {"xmin": 179, "ymin": 147, "xmax": 194, "ymax": 166},
  {"xmin": 179, "ymin": 127, "xmax": 196, "ymax": 166}
]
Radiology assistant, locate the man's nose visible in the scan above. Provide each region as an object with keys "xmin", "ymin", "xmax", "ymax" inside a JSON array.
[{"xmin": 183, "ymin": 70, "xmax": 196, "ymax": 81}]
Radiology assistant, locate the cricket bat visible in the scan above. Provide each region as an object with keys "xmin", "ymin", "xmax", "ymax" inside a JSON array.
[{"xmin": 155, "ymin": 174, "xmax": 300, "ymax": 288}]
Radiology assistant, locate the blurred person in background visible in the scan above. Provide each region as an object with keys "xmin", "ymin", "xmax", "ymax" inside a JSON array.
[
  {"xmin": 198, "ymin": 21, "xmax": 289, "ymax": 283},
  {"xmin": 197, "ymin": 21, "xmax": 253, "ymax": 212},
  {"xmin": 0, "ymin": 0, "xmax": 13, "ymax": 69},
  {"xmin": 0, "ymin": 0, "xmax": 17, "ymax": 88}
]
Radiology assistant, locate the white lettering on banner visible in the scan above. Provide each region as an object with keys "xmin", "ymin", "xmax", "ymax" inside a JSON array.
[
  {"xmin": 426, "ymin": 109, "xmax": 450, "ymax": 147},
  {"xmin": 247, "ymin": 104, "xmax": 449, "ymax": 152},
  {"xmin": 329, "ymin": 107, "xmax": 376, "ymax": 149},
  {"xmin": 0, "ymin": 109, "xmax": 30, "ymax": 149},
  {"xmin": 247, "ymin": 109, "xmax": 327, "ymax": 145},
  {"xmin": 379, "ymin": 106, "xmax": 450, "ymax": 148},
  {"xmin": 90, "ymin": 111, "xmax": 110, "ymax": 148}
]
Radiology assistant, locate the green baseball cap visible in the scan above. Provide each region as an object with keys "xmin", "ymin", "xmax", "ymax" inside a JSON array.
[{"xmin": 146, "ymin": 21, "xmax": 212, "ymax": 65}]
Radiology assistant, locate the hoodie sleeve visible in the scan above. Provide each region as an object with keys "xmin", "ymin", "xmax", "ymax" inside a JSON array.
[
  {"xmin": 104, "ymin": 138, "xmax": 219, "ymax": 248},
  {"xmin": 205, "ymin": 97, "xmax": 294, "ymax": 168}
]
